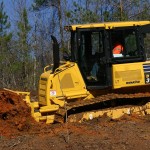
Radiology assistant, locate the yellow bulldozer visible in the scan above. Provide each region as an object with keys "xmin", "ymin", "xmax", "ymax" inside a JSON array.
[{"xmin": 4, "ymin": 21, "xmax": 150, "ymax": 124}]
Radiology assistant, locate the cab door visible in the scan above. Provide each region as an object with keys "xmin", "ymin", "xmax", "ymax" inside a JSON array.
[{"xmin": 76, "ymin": 28, "xmax": 111, "ymax": 89}]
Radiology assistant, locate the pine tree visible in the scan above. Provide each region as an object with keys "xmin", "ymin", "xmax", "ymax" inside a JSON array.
[
  {"xmin": 0, "ymin": 2, "xmax": 12, "ymax": 46},
  {"xmin": 0, "ymin": 1, "xmax": 12, "ymax": 88},
  {"xmin": 17, "ymin": 7, "xmax": 31, "ymax": 90},
  {"xmin": 66, "ymin": 1, "xmax": 99, "ymax": 24}
]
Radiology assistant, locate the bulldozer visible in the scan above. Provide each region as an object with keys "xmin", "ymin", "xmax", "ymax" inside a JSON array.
[{"xmin": 3, "ymin": 21, "xmax": 150, "ymax": 124}]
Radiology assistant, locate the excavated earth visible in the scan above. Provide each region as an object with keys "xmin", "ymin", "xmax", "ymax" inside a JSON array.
[{"xmin": 1, "ymin": 89, "xmax": 150, "ymax": 150}]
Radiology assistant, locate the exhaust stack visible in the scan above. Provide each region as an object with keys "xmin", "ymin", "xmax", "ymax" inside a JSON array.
[{"xmin": 51, "ymin": 35, "xmax": 60, "ymax": 72}]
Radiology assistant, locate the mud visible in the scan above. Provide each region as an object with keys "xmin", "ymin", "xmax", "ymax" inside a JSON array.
[{"xmin": 0, "ymin": 89, "xmax": 150, "ymax": 150}]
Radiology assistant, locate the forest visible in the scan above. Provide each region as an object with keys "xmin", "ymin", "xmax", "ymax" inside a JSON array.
[{"xmin": 0, "ymin": 0, "xmax": 150, "ymax": 91}]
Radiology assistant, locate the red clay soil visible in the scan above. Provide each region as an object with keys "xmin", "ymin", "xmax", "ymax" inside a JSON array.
[
  {"xmin": 1, "ymin": 89, "xmax": 150, "ymax": 150},
  {"xmin": 0, "ymin": 90, "xmax": 37, "ymax": 137}
]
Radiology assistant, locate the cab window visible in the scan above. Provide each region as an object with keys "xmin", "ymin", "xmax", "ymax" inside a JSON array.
[
  {"xmin": 144, "ymin": 33, "xmax": 150, "ymax": 60},
  {"xmin": 111, "ymin": 29, "xmax": 138, "ymax": 58}
]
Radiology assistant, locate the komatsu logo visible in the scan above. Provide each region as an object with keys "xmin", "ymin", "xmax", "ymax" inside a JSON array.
[{"xmin": 126, "ymin": 81, "xmax": 140, "ymax": 84}]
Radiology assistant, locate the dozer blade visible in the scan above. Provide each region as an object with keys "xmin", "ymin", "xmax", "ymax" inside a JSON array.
[
  {"xmin": 3, "ymin": 88, "xmax": 31, "ymax": 104},
  {"xmin": 2, "ymin": 88, "xmax": 37, "ymax": 118},
  {"xmin": 2, "ymin": 88, "xmax": 58, "ymax": 124}
]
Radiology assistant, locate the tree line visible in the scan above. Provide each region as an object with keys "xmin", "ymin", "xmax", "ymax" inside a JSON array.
[{"xmin": 0, "ymin": 0, "xmax": 150, "ymax": 91}]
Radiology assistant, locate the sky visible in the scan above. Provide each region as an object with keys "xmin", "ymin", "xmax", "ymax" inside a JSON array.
[
  {"xmin": 2, "ymin": 0, "xmax": 14, "ymax": 19},
  {"xmin": 2, "ymin": 0, "xmax": 34, "ymax": 31},
  {"xmin": 2, "ymin": 0, "xmax": 33, "ymax": 21}
]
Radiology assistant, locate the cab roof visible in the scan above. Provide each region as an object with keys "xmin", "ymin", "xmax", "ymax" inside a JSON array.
[{"xmin": 64, "ymin": 21, "xmax": 150, "ymax": 31}]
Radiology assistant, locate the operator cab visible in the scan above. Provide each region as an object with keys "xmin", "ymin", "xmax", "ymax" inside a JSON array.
[{"xmin": 67, "ymin": 22, "xmax": 150, "ymax": 89}]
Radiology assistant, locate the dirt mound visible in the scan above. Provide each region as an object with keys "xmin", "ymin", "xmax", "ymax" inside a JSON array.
[{"xmin": 0, "ymin": 89, "xmax": 36, "ymax": 137}]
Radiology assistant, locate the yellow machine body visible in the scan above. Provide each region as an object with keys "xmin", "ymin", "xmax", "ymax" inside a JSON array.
[
  {"xmin": 112, "ymin": 61, "xmax": 150, "ymax": 89},
  {"xmin": 66, "ymin": 21, "xmax": 150, "ymax": 31},
  {"xmin": 39, "ymin": 62, "xmax": 92, "ymax": 104},
  {"xmin": 31, "ymin": 62, "xmax": 93, "ymax": 123}
]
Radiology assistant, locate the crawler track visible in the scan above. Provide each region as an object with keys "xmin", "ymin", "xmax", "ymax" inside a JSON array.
[{"xmin": 55, "ymin": 91, "xmax": 150, "ymax": 123}]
